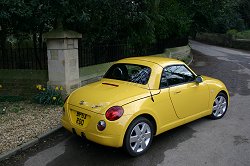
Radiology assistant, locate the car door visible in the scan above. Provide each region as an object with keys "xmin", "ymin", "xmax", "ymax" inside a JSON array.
[{"xmin": 162, "ymin": 65, "xmax": 209, "ymax": 119}]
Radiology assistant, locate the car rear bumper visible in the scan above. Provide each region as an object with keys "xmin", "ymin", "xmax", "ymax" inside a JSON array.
[{"xmin": 61, "ymin": 116, "xmax": 126, "ymax": 148}]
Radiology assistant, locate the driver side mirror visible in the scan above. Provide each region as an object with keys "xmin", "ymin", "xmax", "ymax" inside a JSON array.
[{"xmin": 195, "ymin": 75, "xmax": 203, "ymax": 84}]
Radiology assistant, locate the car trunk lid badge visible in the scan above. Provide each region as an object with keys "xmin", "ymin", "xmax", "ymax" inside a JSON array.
[{"xmin": 79, "ymin": 100, "xmax": 85, "ymax": 105}]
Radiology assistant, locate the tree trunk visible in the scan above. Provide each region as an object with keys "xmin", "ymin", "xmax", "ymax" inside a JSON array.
[
  {"xmin": 0, "ymin": 25, "xmax": 7, "ymax": 62},
  {"xmin": 33, "ymin": 33, "xmax": 42, "ymax": 69},
  {"xmin": 0, "ymin": 26, "xmax": 7, "ymax": 49},
  {"xmin": 38, "ymin": 31, "xmax": 43, "ymax": 49}
]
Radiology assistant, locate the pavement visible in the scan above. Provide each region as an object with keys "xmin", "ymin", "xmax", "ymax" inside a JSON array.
[{"xmin": 1, "ymin": 40, "xmax": 250, "ymax": 166}]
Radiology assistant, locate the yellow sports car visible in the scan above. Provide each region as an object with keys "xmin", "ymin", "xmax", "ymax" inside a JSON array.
[{"xmin": 61, "ymin": 56, "xmax": 229, "ymax": 156}]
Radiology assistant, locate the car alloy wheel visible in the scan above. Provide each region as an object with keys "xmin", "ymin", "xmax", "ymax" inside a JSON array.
[
  {"xmin": 124, "ymin": 117, "xmax": 154, "ymax": 156},
  {"xmin": 130, "ymin": 122, "xmax": 151, "ymax": 153},
  {"xmin": 210, "ymin": 92, "xmax": 228, "ymax": 119}
]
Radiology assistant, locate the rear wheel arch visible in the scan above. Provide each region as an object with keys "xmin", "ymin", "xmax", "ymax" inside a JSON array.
[
  {"xmin": 123, "ymin": 113, "xmax": 157, "ymax": 145},
  {"xmin": 138, "ymin": 114, "xmax": 157, "ymax": 135},
  {"xmin": 123, "ymin": 115, "xmax": 156, "ymax": 156}
]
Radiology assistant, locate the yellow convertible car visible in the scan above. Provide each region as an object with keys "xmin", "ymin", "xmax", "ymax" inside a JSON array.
[{"xmin": 61, "ymin": 56, "xmax": 229, "ymax": 156}]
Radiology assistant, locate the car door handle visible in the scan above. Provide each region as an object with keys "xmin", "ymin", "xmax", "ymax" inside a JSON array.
[{"xmin": 174, "ymin": 91, "xmax": 181, "ymax": 94}]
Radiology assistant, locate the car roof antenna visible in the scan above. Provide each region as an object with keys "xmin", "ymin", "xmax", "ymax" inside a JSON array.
[{"xmin": 147, "ymin": 83, "xmax": 154, "ymax": 102}]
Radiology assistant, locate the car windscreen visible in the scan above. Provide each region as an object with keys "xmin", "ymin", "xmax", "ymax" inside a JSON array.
[{"xmin": 103, "ymin": 63, "xmax": 151, "ymax": 85}]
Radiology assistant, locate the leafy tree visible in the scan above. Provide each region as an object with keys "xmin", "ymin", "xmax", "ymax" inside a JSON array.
[
  {"xmin": 154, "ymin": 0, "xmax": 192, "ymax": 40},
  {"xmin": 0, "ymin": 0, "xmax": 248, "ymax": 50},
  {"xmin": 181, "ymin": 0, "xmax": 241, "ymax": 38},
  {"xmin": 0, "ymin": 0, "xmax": 31, "ymax": 48},
  {"xmin": 239, "ymin": 0, "xmax": 250, "ymax": 28},
  {"xmin": 66, "ymin": 0, "xmax": 156, "ymax": 46}
]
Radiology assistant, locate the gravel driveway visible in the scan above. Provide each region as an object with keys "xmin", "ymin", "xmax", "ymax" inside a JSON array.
[{"xmin": 0, "ymin": 101, "xmax": 62, "ymax": 154}]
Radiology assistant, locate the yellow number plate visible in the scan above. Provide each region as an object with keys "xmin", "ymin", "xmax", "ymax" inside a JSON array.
[{"xmin": 74, "ymin": 111, "xmax": 88, "ymax": 127}]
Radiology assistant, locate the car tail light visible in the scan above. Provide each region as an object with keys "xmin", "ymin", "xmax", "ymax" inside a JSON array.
[{"xmin": 105, "ymin": 106, "xmax": 124, "ymax": 121}]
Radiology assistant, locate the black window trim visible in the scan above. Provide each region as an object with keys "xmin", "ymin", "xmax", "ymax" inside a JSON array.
[{"xmin": 159, "ymin": 64, "xmax": 197, "ymax": 89}]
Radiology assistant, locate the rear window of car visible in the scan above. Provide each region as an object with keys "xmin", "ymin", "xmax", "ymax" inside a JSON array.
[{"xmin": 104, "ymin": 63, "xmax": 151, "ymax": 85}]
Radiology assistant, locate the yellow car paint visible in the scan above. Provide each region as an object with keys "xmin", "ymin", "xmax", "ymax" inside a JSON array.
[
  {"xmin": 169, "ymin": 81, "xmax": 210, "ymax": 119},
  {"xmin": 61, "ymin": 56, "xmax": 229, "ymax": 148}
]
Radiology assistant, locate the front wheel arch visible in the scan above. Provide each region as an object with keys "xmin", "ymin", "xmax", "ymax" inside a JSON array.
[
  {"xmin": 220, "ymin": 90, "xmax": 229, "ymax": 100},
  {"xmin": 209, "ymin": 91, "xmax": 228, "ymax": 120}
]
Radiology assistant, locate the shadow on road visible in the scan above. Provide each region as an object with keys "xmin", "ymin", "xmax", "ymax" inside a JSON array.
[{"xmin": 47, "ymin": 125, "xmax": 197, "ymax": 166}]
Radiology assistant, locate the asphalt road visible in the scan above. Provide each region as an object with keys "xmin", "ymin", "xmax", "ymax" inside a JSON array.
[{"xmin": 1, "ymin": 41, "xmax": 250, "ymax": 166}]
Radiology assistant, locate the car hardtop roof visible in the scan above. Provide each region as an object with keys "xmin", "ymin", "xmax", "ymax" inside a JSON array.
[{"xmin": 117, "ymin": 56, "xmax": 184, "ymax": 67}]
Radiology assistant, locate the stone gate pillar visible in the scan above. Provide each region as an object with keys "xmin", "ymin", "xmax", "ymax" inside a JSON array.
[{"xmin": 43, "ymin": 30, "xmax": 82, "ymax": 94}]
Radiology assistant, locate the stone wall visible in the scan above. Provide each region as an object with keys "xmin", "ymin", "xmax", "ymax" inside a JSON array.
[
  {"xmin": 44, "ymin": 30, "xmax": 82, "ymax": 94},
  {"xmin": 231, "ymin": 39, "xmax": 250, "ymax": 51},
  {"xmin": 196, "ymin": 33, "xmax": 250, "ymax": 51},
  {"xmin": 195, "ymin": 33, "xmax": 231, "ymax": 47}
]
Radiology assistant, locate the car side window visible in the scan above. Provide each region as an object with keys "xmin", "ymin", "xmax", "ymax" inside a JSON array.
[{"xmin": 160, "ymin": 65, "xmax": 195, "ymax": 88}]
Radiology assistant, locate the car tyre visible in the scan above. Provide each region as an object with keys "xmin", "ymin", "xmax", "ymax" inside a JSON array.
[
  {"xmin": 209, "ymin": 92, "xmax": 228, "ymax": 120},
  {"xmin": 124, "ymin": 117, "xmax": 154, "ymax": 156}
]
